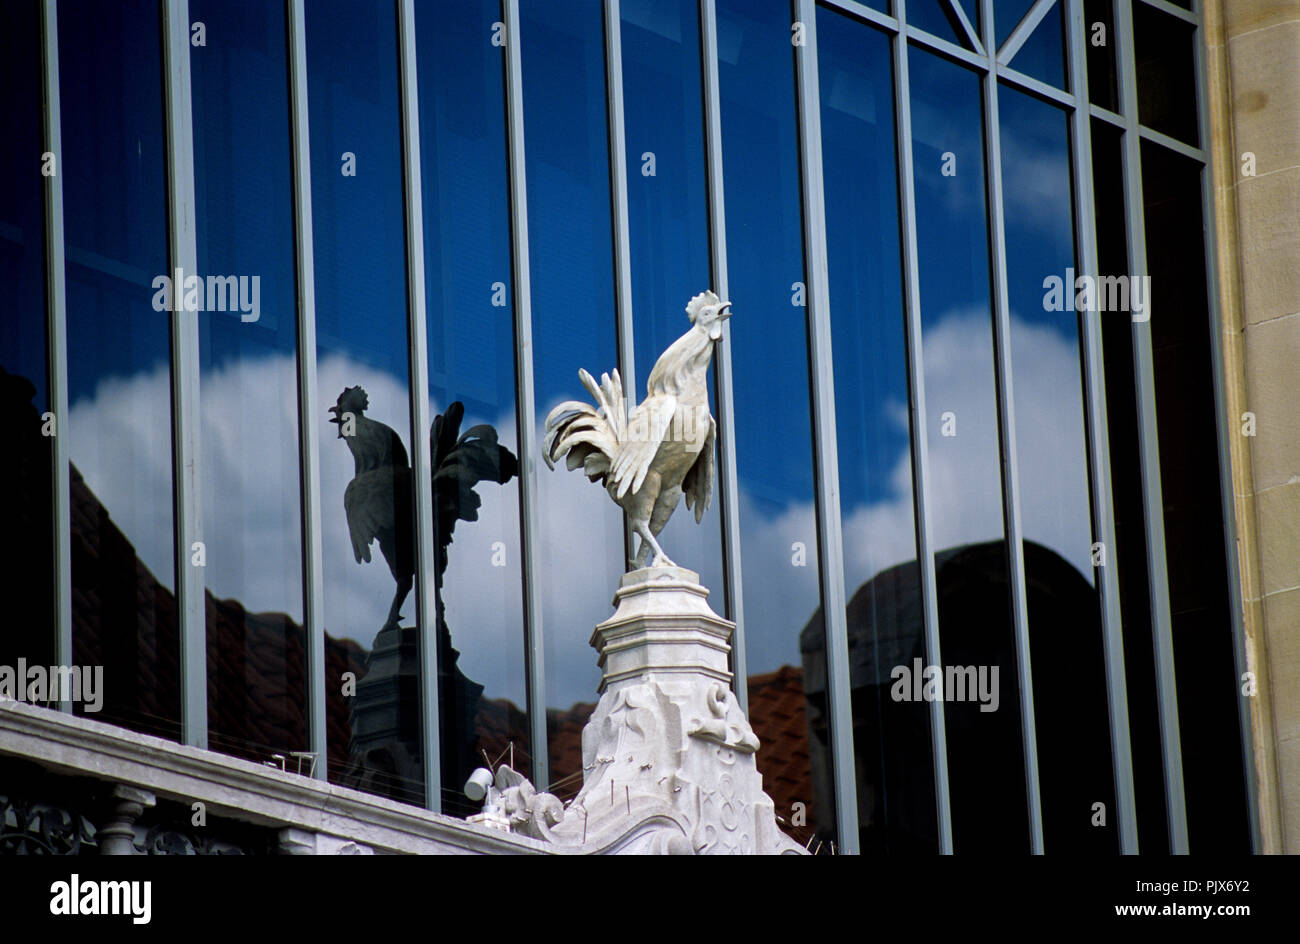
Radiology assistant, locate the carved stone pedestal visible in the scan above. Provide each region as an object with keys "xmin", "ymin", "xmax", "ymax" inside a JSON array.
[{"xmin": 542, "ymin": 566, "xmax": 804, "ymax": 855}]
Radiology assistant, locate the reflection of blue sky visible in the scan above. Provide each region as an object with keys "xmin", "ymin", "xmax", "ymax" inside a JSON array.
[{"xmin": 50, "ymin": 0, "xmax": 1096, "ymax": 721}]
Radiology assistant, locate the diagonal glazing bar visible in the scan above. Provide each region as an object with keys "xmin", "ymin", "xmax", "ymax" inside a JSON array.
[
  {"xmin": 997, "ymin": 0, "xmax": 1056, "ymax": 65},
  {"xmin": 945, "ymin": 0, "xmax": 984, "ymax": 54}
]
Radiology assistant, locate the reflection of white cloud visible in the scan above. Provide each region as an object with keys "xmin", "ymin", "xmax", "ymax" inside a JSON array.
[{"xmin": 63, "ymin": 310, "xmax": 1093, "ymax": 712}]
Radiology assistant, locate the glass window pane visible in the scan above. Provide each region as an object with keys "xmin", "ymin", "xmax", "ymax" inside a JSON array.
[
  {"xmin": 994, "ymin": 0, "xmax": 1038, "ymax": 48},
  {"xmin": 1141, "ymin": 141, "xmax": 1250, "ymax": 852},
  {"xmin": 1092, "ymin": 117, "xmax": 1169, "ymax": 853},
  {"xmin": 307, "ymin": 0, "xmax": 423, "ymax": 806},
  {"xmin": 520, "ymin": 0, "xmax": 624, "ymax": 794},
  {"xmin": 1005, "ymin": 2, "xmax": 1066, "ymax": 91},
  {"xmin": 0, "ymin": 0, "xmax": 55, "ymax": 672},
  {"xmin": 906, "ymin": 0, "xmax": 972, "ymax": 48},
  {"xmin": 819, "ymin": 9, "xmax": 938, "ymax": 853},
  {"xmin": 191, "ymin": 0, "xmax": 306, "ymax": 768},
  {"xmin": 1085, "ymin": 0, "xmax": 1118, "ymax": 111},
  {"xmin": 60, "ymin": 0, "xmax": 179, "ymax": 740},
  {"xmin": 415, "ymin": 0, "xmax": 531, "ymax": 814},
  {"xmin": 622, "ymin": 0, "xmax": 725, "ymax": 601},
  {"xmin": 909, "ymin": 46, "xmax": 1030, "ymax": 851},
  {"xmin": 1134, "ymin": 4, "xmax": 1199, "ymax": 146},
  {"xmin": 718, "ymin": 0, "xmax": 831, "ymax": 850},
  {"xmin": 999, "ymin": 85, "xmax": 1116, "ymax": 851}
]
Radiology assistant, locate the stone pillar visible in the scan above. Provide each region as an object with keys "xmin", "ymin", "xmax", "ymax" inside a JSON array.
[
  {"xmin": 98, "ymin": 784, "xmax": 155, "ymax": 855},
  {"xmin": 543, "ymin": 566, "xmax": 803, "ymax": 854},
  {"xmin": 1205, "ymin": 0, "xmax": 1300, "ymax": 853}
]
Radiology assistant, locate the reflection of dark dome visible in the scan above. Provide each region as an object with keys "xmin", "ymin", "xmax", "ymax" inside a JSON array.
[{"xmin": 800, "ymin": 539, "xmax": 1116, "ymax": 854}]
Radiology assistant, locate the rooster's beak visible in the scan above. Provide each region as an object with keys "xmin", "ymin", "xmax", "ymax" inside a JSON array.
[
  {"xmin": 719, "ymin": 302, "xmax": 733, "ymax": 320},
  {"xmin": 328, "ymin": 405, "xmax": 343, "ymax": 438}
]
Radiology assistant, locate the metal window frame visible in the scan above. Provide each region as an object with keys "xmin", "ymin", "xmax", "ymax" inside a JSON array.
[
  {"xmin": 979, "ymin": 0, "xmax": 1045, "ymax": 855},
  {"xmin": 40, "ymin": 0, "xmax": 73, "ymax": 711},
  {"xmin": 1190, "ymin": 0, "xmax": 1261, "ymax": 854},
  {"xmin": 1114, "ymin": 0, "xmax": 1189, "ymax": 853},
  {"xmin": 793, "ymin": 0, "xmax": 860, "ymax": 854},
  {"xmin": 1064, "ymin": 0, "xmax": 1138, "ymax": 853},
  {"xmin": 396, "ymin": 0, "xmax": 442, "ymax": 813},
  {"xmin": 285, "ymin": 0, "xmax": 328, "ymax": 780},
  {"xmin": 161, "ymin": 0, "xmax": 207, "ymax": 749},
  {"xmin": 891, "ymin": 0, "xmax": 954, "ymax": 854},
  {"xmin": 697, "ymin": 0, "xmax": 748, "ymax": 710},
  {"xmin": 502, "ymin": 0, "xmax": 550, "ymax": 792}
]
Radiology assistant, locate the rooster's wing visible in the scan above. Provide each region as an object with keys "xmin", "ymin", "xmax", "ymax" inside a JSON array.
[
  {"xmin": 610, "ymin": 393, "xmax": 677, "ymax": 499},
  {"xmin": 343, "ymin": 468, "xmax": 398, "ymax": 563},
  {"xmin": 682, "ymin": 414, "xmax": 716, "ymax": 522}
]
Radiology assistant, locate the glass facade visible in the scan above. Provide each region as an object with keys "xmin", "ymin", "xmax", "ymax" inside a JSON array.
[{"xmin": 4, "ymin": 0, "xmax": 1256, "ymax": 855}]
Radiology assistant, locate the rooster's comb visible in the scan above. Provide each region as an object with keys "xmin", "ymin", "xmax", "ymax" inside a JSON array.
[
  {"xmin": 332, "ymin": 385, "xmax": 369, "ymax": 415},
  {"xmin": 685, "ymin": 290, "xmax": 721, "ymax": 323}
]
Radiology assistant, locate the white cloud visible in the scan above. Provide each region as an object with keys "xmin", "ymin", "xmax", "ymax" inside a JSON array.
[{"xmin": 64, "ymin": 311, "xmax": 1094, "ymax": 710}]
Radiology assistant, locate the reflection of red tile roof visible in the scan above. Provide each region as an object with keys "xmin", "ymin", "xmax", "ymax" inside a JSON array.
[
  {"xmin": 747, "ymin": 666, "xmax": 813, "ymax": 828},
  {"xmin": 66, "ymin": 459, "xmax": 815, "ymax": 830},
  {"xmin": 538, "ymin": 668, "xmax": 815, "ymax": 826}
]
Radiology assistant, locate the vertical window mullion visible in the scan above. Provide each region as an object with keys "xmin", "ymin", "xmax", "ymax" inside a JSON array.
[
  {"xmin": 1114, "ymin": 0, "xmax": 1189, "ymax": 853},
  {"xmin": 502, "ymin": 0, "xmax": 549, "ymax": 792},
  {"xmin": 892, "ymin": 0, "xmax": 954, "ymax": 854},
  {"xmin": 979, "ymin": 0, "xmax": 1044, "ymax": 853},
  {"xmin": 793, "ymin": 0, "xmax": 859, "ymax": 854},
  {"xmin": 41, "ymin": 0, "xmax": 73, "ymax": 707},
  {"xmin": 1064, "ymin": 0, "xmax": 1139, "ymax": 852},
  {"xmin": 161, "ymin": 0, "xmax": 206, "ymax": 749},
  {"xmin": 696, "ymin": 0, "xmax": 747, "ymax": 710},
  {"xmin": 285, "ymin": 0, "xmax": 328, "ymax": 781}
]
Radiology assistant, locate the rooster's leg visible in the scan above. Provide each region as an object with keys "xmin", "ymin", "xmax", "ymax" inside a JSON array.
[
  {"xmin": 632, "ymin": 519, "xmax": 675, "ymax": 569},
  {"xmin": 383, "ymin": 573, "xmax": 413, "ymax": 630}
]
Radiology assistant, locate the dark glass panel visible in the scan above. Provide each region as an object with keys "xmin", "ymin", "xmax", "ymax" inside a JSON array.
[
  {"xmin": 1005, "ymin": 1, "xmax": 1066, "ymax": 90},
  {"xmin": 1141, "ymin": 141, "xmax": 1250, "ymax": 853},
  {"xmin": 1134, "ymin": 3, "xmax": 1198, "ymax": 146},
  {"xmin": 191, "ymin": 0, "xmax": 306, "ymax": 768},
  {"xmin": 994, "ymin": 0, "xmax": 1038, "ymax": 47},
  {"xmin": 999, "ymin": 86, "xmax": 1115, "ymax": 851},
  {"xmin": 1084, "ymin": 0, "xmax": 1118, "ymax": 111},
  {"xmin": 60, "ymin": 0, "xmax": 179, "ymax": 739},
  {"xmin": 906, "ymin": 0, "xmax": 971, "ymax": 47},
  {"xmin": 818, "ymin": 9, "xmax": 937, "ymax": 853},
  {"xmin": 622, "ymin": 0, "xmax": 725, "ymax": 598},
  {"xmin": 717, "ymin": 0, "xmax": 831, "ymax": 850},
  {"xmin": 1091, "ymin": 117, "xmax": 1168, "ymax": 853},
  {"xmin": 414, "ymin": 0, "xmax": 530, "ymax": 814},
  {"xmin": 909, "ymin": 46, "xmax": 1029, "ymax": 851},
  {"xmin": 307, "ymin": 0, "xmax": 423, "ymax": 806},
  {"xmin": 519, "ymin": 0, "xmax": 624, "ymax": 794},
  {"xmin": 0, "ymin": 0, "xmax": 55, "ymax": 672}
]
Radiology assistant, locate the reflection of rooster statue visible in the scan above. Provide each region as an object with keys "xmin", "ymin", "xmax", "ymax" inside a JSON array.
[
  {"xmin": 329, "ymin": 388, "xmax": 516, "ymax": 631},
  {"xmin": 543, "ymin": 290, "xmax": 731, "ymax": 569}
]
